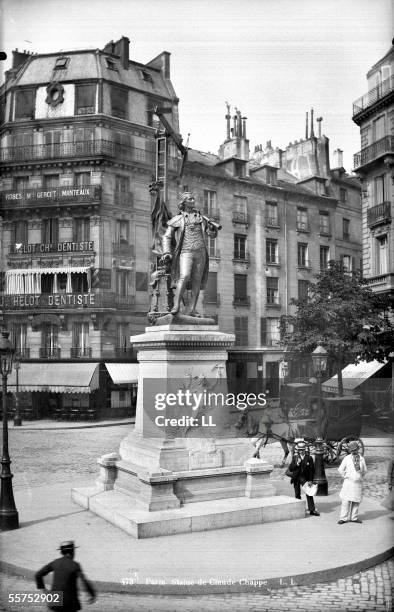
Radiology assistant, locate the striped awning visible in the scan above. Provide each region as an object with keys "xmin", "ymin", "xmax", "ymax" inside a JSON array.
[
  {"xmin": 105, "ymin": 363, "xmax": 139, "ymax": 385},
  {"xmin": 7, "ymin": 362, "xmax": 100, "ymax": 393}
]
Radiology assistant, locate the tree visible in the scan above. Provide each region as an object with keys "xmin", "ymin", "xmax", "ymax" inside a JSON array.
[{"xmin": 280, "ymin": 261, "xmax": 393, "ymax": 396}]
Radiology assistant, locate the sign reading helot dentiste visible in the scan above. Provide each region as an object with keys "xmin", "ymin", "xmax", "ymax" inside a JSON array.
[
  {"xmin": 10, "ymin": 241, "xmax": 94, "ymax": 254},
  {"xmin": 0, "ymin": 293, "xmax": 95, "ymax": 308}
]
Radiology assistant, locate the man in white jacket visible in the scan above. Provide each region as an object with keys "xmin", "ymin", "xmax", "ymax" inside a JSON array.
[{"xmin": 337, "ymin": 440, "xmax": 367, "ymax": 524}]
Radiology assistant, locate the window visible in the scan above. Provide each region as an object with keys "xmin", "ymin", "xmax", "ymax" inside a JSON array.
[
  {"xmin": 54, "ymin": 56, "xmax": 69, "ymax": 70},
  {"xmin": 74, "ymin": 172, "xmax": 90, "ymax": 186},
  {"xmin": 106, "ymin": 57, "xmax": 118, "ymax": 71},
  {"xmin": 234, "ymin": 274, "xmax": 247, "ymax": 299},
  {"xmin": 340, "ymin": 188, "xmax": 347, "ymax": 203},
  {"xmin": 44, "ymin": 130, "xmax": 62, "ymax": 156},
  {"xmin": 320, "ymin": 246, "xmax": 330, "ymax": 270},
  {"xmin": 234, "ymin": 234, "xmax": 247, "ymax": 260},
  {"xmin": 266, "ymin": 201, "xmax": 278, "ymax": 226},
  {"xmin": 41, "ymin": 324, "xmax": 59, "ymax": 357},
  {"xmin": 72, "ymin": 273, "xmax": 89, "ymax": 293},
  {"xmin": 136, "ymin": 272, "xmax": 148, "ymax": 292},
  {"xmin": 115, "ymin": 175, "xmax": 130, "ymax": 202},
  {"xmin": 73, "ymin": 217, "xmax": 90, "ymax": 242},
  {"xmin": 116, "ymin": 270, "xmax": 130, "ymax": 297},
  {"xmin": 147, "ymin": 105, "xmax": 160, "ymax": 128},
  {"xmin": 342, "ymin": 255, "xmax": 352, "ymax": 272},
  {"xmin": 266, "ymin": 277, "xmax": 279, "ymax": 304},
  {"xmin": 319, "ymin": 212, "xmax": 330, "ymax": 235},
  {"xmin": 75, "ymin": 84, "xmax": 95, "ymax": 115},
  {"xmin": 111, "ymin": 85, "xmax": 128, "ymax": 119},
  {"xmin": 234, "ymin": 317, "xmax": 248, "ymax": 346},
  {"xmin": 203, "ymin": 190, "xmax": 219, "ymax": 219},
  {"xmin": 375, "ymin": 235, "xmax": 388, "ymax": 275},
  {"xmin": 208, "ymin": 235, "xmax": 218, "ymax": 257},
  {"xmin": 42, "ymin": 218, "xmax": 59, "ymax": 243},
  {"xmin": 72, "ymin": 322, "xmax": 90, "ymax": 356},
  {"xmin": 372, "ymin": 116, "xmax": 385, "ymax": 141},
  {"xmin": 14, "ymin": 132, "xmax": 33, "ymax": 151},
  {"xmin": 296, "ymin": 207, "xmax": 309, "ymax": 231},
  {"xmin": 260, "ymin": 317, "xmax": 280, "ymax": 346},
  {"xmin": 12, "ymin": 220, "xmax": 28, "ymax": 244},
  {"xmin": 140, "ymin": 69, "xmax": 153, "ymax": 83},
  {"xmin": 14, "ymin": 176, "xmax": 29, "ymax": 191},
  {"xmin": 298, "ymin": 280, "xmax": 309, "ymax": 302},
  {"xmin": 205, "ymin": 272, "xmax": 218, "ymax": 303},
  {"xmin": 117, "ymin": 323, "xmax": 130, "ymax": 350},
  {"xmin": 15, "ymin": 88, "xmax": 35, "ymax": 119},
  {"xmin": 343, "ymin": 218, "xmax": 350, "ymax": 240},
  {"xmin": 297, "ymin": 243, "xmax": 309, "ymax": 267},
  {"xmin": 116, "ymin": 219, "xmax": 129, "ymax": 244},
  {"xmin": 43, "ymin": 174, "xmax": 60, "ymax": 189},
  {"xmin": 233, "ymin": 195, "xmax": 248, "ymax": 223},
  {"xmin": 266, "ymin": 239, "xmax": 278, "ymax": 264},
  {"xmin": 12, "ymin": 322, "xmax": 27, "ymax": 355},
  {"xmin": 374, "ymin": 175, "xmax": 385, "ymax": 205}
]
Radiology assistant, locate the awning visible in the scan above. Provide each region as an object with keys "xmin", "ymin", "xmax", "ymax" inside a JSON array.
[
  {"xmin": 7, "ymin": 362, "xmax": 100, "ymax": 393},
  {"xmin": 105, "ymin": 363, "xmax": 139, "ymax": 385},
  {"xmin": 322, "ymin": 360, "xmax": 387, "ymax": 393}
]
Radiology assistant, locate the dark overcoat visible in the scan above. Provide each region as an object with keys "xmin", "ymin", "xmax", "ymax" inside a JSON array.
[{"xmin": 35, "ymin": 556, "xmax": 95, "ymax": 612}]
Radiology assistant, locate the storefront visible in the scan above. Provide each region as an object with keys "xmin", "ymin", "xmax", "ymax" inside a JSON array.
[{"xmin": 104, "ymin": 362, "xmax": 138, "ymax": 419}]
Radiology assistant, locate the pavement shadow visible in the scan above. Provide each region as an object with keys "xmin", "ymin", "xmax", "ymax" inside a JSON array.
[
  {"xmin": 361, "ymin": 509, "xmax": 391, "ymax": 521},
  {"xmin": 20, "ymin": 509, "xmax": 86, "ymax": 529},
  {"xmin": 316, "ymin": 501, "xmax": 340, "ymax": 513}
]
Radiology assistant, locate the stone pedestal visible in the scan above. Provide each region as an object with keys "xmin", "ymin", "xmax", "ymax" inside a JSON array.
[{"xmin": 72, "ymin": 325, "xmax": 305, "ymax": 537}]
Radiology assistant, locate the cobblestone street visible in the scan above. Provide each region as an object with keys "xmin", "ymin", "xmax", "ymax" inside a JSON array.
[{"xmin": 1, "ymin": 424, "xmax": 393, "ymax": 612}]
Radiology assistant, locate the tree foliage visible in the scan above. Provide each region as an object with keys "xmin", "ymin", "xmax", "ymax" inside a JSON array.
[{"xmin": 280, "ymin": 261, "xmax": 393, "ymax": 395}]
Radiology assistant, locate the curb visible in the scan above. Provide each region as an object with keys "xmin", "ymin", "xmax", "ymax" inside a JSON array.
[
  {"xmin": 9, "ymin": 420, "xmax": 134, "ymax": 431},
  {"xmin": 1, "ymin": 549, "xmax": 393, "ymax": 595}
]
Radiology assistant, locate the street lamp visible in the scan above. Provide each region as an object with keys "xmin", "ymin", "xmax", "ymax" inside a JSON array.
[
  {"xmin": 13, "ymin": 357, "xmax": 21, "ymax": 427},
  {"xmin": 311, "ymin": 345, "xmax": 328, "ymax": 496},
  {"xmin": 0, "ymin": 327, "xmax": 19, "ymax": 530}
]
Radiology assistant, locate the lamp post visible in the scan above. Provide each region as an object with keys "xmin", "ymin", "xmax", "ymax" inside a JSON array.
[
  {"xmin": 0, "ymin": 328, "xmax": 19, "ymax": 530},
  {"xmin": 311, "ymin": 345, "xmax": 328, "ymax": 496},
  {"xmin": 13, "ymin": 357, "xmax": 21, "ymax": 427}
]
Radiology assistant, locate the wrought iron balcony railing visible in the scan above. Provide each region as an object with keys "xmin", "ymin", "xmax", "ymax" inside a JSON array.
[
  {"xmin": 266, "ymin": 296, "xmax": 281, "ymax": 308},
  {"xmin": 232, "ymin": 211, "xmax": 249, "ymax": 225},
  {"xmin": 70, "ymin": 347, "xmax": 92, "ymax": 358},
  {"xmin": 13, "ymin": 348, "xmax": 30, "ymax": 359},
  {"xmin": 296, "ymin": 221, "xmax": 310, "ymax": 232},
  {"xmin": 112, "ymin": 242, "xmax": 135, "ymax": 258},
  {"xmin": 203, "ymin": 293, "xmax": 221, "ymax": 306},
  {"xmin": 203, "ymin": 208, "xmax": 220, "ymax": 222},
  {"xmin": 233, "ymin": 252, "xmax": 250, "ymax": 265},
  {"xmin": 1, "ymin": 139, "xmax": 180, "ymax": 171},
  {"xmin": 233, "ymin": 295, "xmax": 250, "ymax": 307},
  {"xmin": 39, "ymin": 347, "xmax": 61, "ymax": 359},
  {"xmin": 265, "ymin": 216, "xmax": 280, "ymax": 228},
  {"xmin": 353, "ymin": 135, "xmax": 394, "ymax": 170},
  {"xmin": 0, "ymin": 184, "xmax": 102, "ymax": 209},
  {"xmin": 261, "ymin": 333, "xmax": 281, "ymax": 347},
  {"xmin": 352, "ymin": 76, "xmax": 394, "ymax": 117},
  {"xmin": 367, "ymin": 201, "xmax": 391, "ymax": 228}
]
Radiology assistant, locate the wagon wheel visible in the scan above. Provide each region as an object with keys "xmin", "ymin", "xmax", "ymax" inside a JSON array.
[
  {"xmin": 323, "ymin": 440, "xmax": 338, "ymax": 464},
  {"xmin": 337, "ymin": 436, "xmax": 365, "ymax": 460}
]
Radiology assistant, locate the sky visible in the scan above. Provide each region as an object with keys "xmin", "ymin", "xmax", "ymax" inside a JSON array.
[{"xmin": 0, "ymin": 0, "xmax": 392, "ymax": 172}]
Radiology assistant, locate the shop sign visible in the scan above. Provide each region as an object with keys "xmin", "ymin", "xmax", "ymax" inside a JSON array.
[
  {"xmin": 10, "ymin": 241, "xmax": 94, "ymax": 254},
  {"xmin": 0, "ymin": 293, "xmax": 96, "ymax": 309}
]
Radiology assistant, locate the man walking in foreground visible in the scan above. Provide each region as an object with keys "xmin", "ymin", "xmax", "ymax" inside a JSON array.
[
  {"xmin": 35, "ymin": 541, "xmax": 96, "ymax": 611},
  {"xmin": 338, "ymin": 440, "xmax": 367, "ymax": 524},
  {"xmin": 287, "ymin": 440, "xmax": 320, "ymax": 516}
]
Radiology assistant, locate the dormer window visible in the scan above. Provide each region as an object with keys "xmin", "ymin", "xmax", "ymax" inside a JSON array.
[
  {"xmin": 55, "ymin": 57, "xmax": 69, "ymax": 70},
  {"xmin": 140, "ymin": 70, "xmax": 153, "ymax": 83},
  {"xmin": 106, "ymin": 58, "xmax": 118, "ymax": 71}
]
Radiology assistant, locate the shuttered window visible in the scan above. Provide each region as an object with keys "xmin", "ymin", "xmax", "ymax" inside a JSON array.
[
  {"xmin": 234, "ymin": 274, "xmax": 247, "ymax": 298},
  {"xmin": 75, "ymin": 84, "xmax": 96, "ymax": 115},
  {"xmin": 111, "ymin": 86, "xmax": 128, "ymax": 119},
  {"xmin": 234, "ymin": 317, "xmax": 248, "ymax": 346},
  {"xmin": 15, "ymin": 89, "xmax": 35, "ymax": 119}
]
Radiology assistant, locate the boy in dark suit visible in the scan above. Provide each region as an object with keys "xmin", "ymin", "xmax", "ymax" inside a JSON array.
[
  {"xmin": 35, "ymin": 541, "xmax": 96, "ymax": 611},
  {"xmin": 288, "ymin": 440, "xmax": 320, "ymax": 516}
]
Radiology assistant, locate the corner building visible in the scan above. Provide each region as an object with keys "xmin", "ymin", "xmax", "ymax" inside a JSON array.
[
  {"xmin": 352, "ymin": 43, "xmax": 394, "ymax": 307},
  {"xmin": 0, "ymin": 38, "xmax": 180, "ymax": 418}
]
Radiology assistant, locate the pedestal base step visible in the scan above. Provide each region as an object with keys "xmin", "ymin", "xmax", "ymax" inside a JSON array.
[{"xmin": 72, "ymin": 487, "xmax": 305, "ymax": 539}]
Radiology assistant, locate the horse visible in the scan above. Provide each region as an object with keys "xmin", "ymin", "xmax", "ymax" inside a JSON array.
[{"xmin": 235, "ymin": 405, "xmax": 296, "ymax": 467}]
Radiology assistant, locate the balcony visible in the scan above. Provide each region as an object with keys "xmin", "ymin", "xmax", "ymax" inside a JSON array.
[
  {"xmin": 233, "ymin": 296, "xmax": 250, "ymax": 308},
  {"xmin": 266, "ymin": 257, "xmax": 280, "ymax": 267},
  {"xmin": 112, "ymin": 241, "xmax": 135, "ymax": 258},
  {"xmin": 319, "ymin": 227, "xmax": 331, "ymax": 237},
  {"xmin": 39, "ymin": 347, "xmax": 61, "ymax": 359},
  {"xmin": 296, "ymin": 221, "xmax": 310, "ymax": 233},
  {"xmin": 353, "ymin": 135, "xmax": 394, "ymax": 170},
  {"xmin": 203, "ymin": 209, "xmax": 220, "ymax": 222},
  {"xmin": 203, "ymin": 293, "xmax": 221, "ymax": 307},
  {"xmin": 0, "ymin": 139, "xmax": 160, "ymax": 168},
  {"xmin": 232, "ymin": 211, "xmax": 249, "ymax": 226},
  {"xmin": 352, "ymin": 76, "xmax": 394, "ymax": 119},
  {"xmin": 233, "ymin": 252, "xmax": 250, "ymax": 266},
  {"xmin": 261, "ymin": 333, "xmax": 281, "ymax": 347},
  {"xmin": 0, "ymin": 184, "xmax": 102, "ymax": 210},
  {"xmin": 115, "ymin": 295, "xmax": 135, "ymax": 308},
  {"xmin": 266, "ymin": 296, "xmax": 281, "ymax": 308},
  {"xmin": 70, "ymin": 347, "xmax": 92, "ymax": 358},
  {"xmin": 265, "ymin": 216, "xmax": 280, "ymax": 228},
  {"xmin": 365, "ymin": 273, "xmax": 394, "ymax": 292},
  {"xmin": 367, "ymin": 201, "xmax": 391, "ymax": 228}
]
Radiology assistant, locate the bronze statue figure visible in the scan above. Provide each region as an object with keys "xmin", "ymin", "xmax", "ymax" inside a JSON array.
[{"xmin": 160, "ymin": 192, "xmax": 220, "ymax": 316}]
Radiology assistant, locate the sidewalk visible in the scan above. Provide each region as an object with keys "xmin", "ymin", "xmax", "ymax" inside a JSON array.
[
  {"xmin": 9, "ymin": 418, "xmax": 135, "ymax": 430},
  {"xmin": 1, "ymin": 476, "xmax": 392, "ymax": 595}
]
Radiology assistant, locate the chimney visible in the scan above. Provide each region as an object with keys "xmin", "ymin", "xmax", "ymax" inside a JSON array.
[
  {"xmin": 310, "ymin": 108, "xmax": 315, "ymax": 138},
  {"xmin": 114, "ymin": 36, "xmax": 129, "ymax": 69},
  {"xmin": 12, "ymin": 48, "xmax": 31, "ymax": 70},
  {"xmin": 316, "ymin": 116, "xmax": 323, "ymax": 138},
  {"xmin": 333, "ymin": 148, "xmax": 344, "ymax": 168},
  {"xmin": 305, "ymin": 111, "xmax": 309, "ymax": 139},
  {"xmin": 242, "ymin": 116, "xmax": 247, "ymax": 138},
  {"xmin": 225, "ymin": 102, "xmax": 231, "ymax": 140}
]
